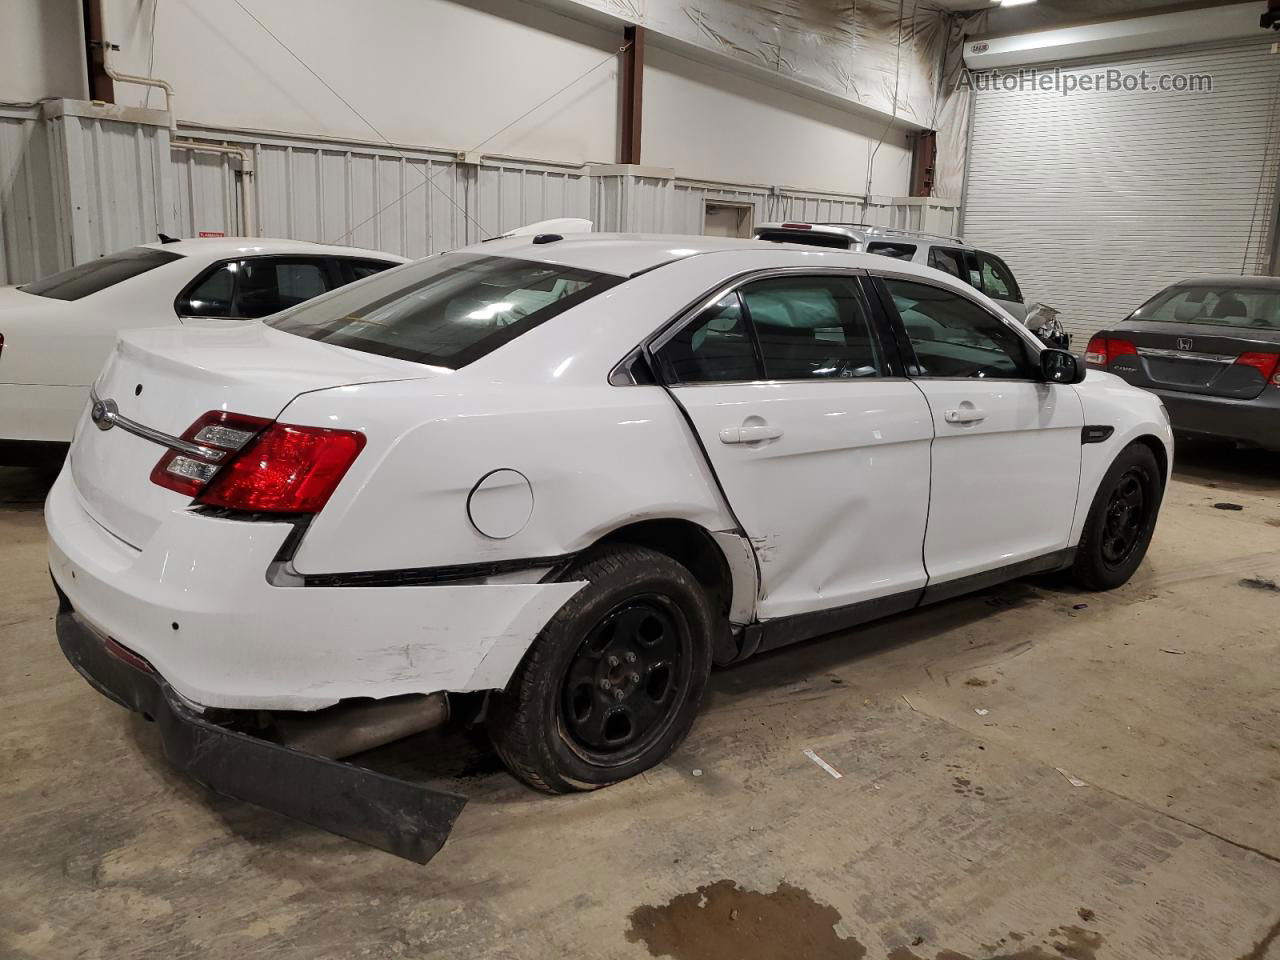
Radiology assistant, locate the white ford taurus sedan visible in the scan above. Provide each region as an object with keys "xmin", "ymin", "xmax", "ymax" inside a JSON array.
[
  {"xmin": 0, "ymin": 237, "xmax": 405, "ymax": 460},
  {"xmin": 47, "ymin": 233, "xmax": 1172, "ymax": 860}
]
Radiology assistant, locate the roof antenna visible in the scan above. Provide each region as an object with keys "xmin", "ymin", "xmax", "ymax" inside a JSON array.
[{"xmin": 157, "ymin": 233, "xmax": 181, "ymax": 244}]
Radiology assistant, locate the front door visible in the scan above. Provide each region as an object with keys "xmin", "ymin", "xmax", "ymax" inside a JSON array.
[
  {"xmin": 652, "ymin": 272, "xmax": 935, "ymax": 620},
  {"xmin": 876, "ymin": 275, "xmax": 1083, "ymax": 587}
]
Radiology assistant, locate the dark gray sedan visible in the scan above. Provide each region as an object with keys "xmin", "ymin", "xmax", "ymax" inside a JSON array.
[{"xmin": 1085, "ymin": 277, "xmax": 1280, "ymax": 450}]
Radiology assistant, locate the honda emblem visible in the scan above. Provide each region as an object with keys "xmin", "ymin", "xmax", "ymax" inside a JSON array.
[{"xmin": 1177, "ymin": 338, "xmax": 1193, "ymax": 351}]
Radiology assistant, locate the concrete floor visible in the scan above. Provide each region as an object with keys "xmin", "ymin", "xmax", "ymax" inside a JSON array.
[{"xmin": 2, "ymin": 443, "xmax": 1278, "ymax": 960}]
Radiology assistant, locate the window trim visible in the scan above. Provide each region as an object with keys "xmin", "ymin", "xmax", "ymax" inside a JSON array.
[
  {"xmin": 173, "ymin": 254, "xmax": 344, "ymax": 320},
  {"xmin": 868, "ymin": 270, "xmax": 1045, "ymax": 384},
  {"xmin": 633, "ymin": 265, "xmax": 906, "ymax": 387}
]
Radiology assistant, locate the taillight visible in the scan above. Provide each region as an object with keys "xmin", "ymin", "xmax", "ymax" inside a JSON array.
[
  {"xmin": 196, "ymin": 422, "xmax": 366, "ymax": 513},
  {"xmin": 150, "ymin": 412, "xmax": 365, "ymax": 514},
  {"xmin": 1235, "ymin": 352, "xmax": 1280, "ymax": 386},
  {"xmin": 150, "ymin": 411, "xmax": 271, "ymax": 497},
  {"xmin": 1084, "ymin": 336, "xmax": 1136, "ymax": 367}
]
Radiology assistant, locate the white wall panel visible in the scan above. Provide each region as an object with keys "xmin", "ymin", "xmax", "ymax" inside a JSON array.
[
  {"xmin": 963, "ymin": 39, "xmax": 1280, "ymax": 345},
  {"xmin": 0, "ymin": 0, "xmax": 86, "ymax": 103},
  {"xmin": 645, "ymin": 45, "xmax": 914, "ymax": 198},
  {"xmin": 102, "ymin": 0, "xmax": 619, "ymax": 167}
]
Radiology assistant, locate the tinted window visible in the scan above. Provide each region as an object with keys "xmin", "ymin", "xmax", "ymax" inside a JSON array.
[
  {"xmin": 886, "ymin": 279, "xmax": 1033, "ymax": 379},
  {"xmin": 181, "ymin": 263, "xmax": 236, "ymax": 317},
  {"xmin": 755, "ymin": 231, "xmax": 852, "ymax": 249},
  {"xmin": 348, "ymin": 259, "xmax": 397, "ymax": 281},
  {"xmin": 237, "ymin": 259, "xmax": 330, "ymax": 318},
  {"xmin": 1133, "ymin": 284, "xmax": 1280, "ymax": 330},
  {"xmin": 22, "ymin": 248, "xmax": 182, "ymax": 301},
  {"xmin": 268, "ymin": 253, "xmax": 621, "ymax": 368},
  {"xmin": 654, "ymin": 292, "xmax": 760, "ymax": 383},
  {"xmin": 866, "ymin": 242, "xmax": 917, "ymax": 260},
  {"xmin": 928, "ymin": 247, "xmax": 965, "ymax": 280},
  {"xmin": 742, "ymin": 276, "xmax": 882, "ymax": 380},
  {"xmin": 978, "ymin": 253, "xmax": 1020, "ymax": 301}
]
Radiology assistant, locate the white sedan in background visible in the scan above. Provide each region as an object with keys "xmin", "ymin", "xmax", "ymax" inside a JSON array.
[
  {"xmin": 48, "ymin": 233, "xmax": 1171, "ymax": 862},
  {"xmin": 0, "ymin": 237, "xmax": 406, "ymax": 461}
]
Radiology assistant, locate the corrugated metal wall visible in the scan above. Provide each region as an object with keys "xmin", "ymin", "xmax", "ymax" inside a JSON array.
[
  {"xmin": 590, "ymin": 171, "xmax": 961, "ymax": 238},
  {"xmin": 174, "ymin": 128, "xmax": 592, "ymax": 257},
  {"xmin": 45, "ymin": 104, "xmax": 174, "ymax": 265},
  {"xmin": 0, "ymin": 107, "xmax": 60, "ymax": 285}
]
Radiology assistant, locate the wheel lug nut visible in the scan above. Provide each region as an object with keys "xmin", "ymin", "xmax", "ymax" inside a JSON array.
[
  {"xmin": 624, "ymin": 652, "xmax": 637, "ymax": 663},
  {"xmin": 629, "ymin": 673, "xmax": 640, "ymax": 684},
  {"xmin": 613, "ymin": 688, "xmax": 625, "ymax": 701},
  {"xmin": 607, "ymin": 655, "xmax": 620, "ymax": 668},
  {"xmin": 599, "ymin": 678, "xmax": 611, "ymax": 691}
]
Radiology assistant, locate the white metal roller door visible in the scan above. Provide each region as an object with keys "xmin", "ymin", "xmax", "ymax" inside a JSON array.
[{"xmin": 962, "ymin": 39, "xmax": 1280, "ymax": 346}]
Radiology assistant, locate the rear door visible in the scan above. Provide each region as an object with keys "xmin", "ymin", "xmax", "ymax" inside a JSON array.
[
  {"xmin": 652, "ymin": 270, "xmax": 935, "ymax": 620},
  {"xmin": 875, "ymin": 274, "xmax": 1083, "ymax": 589}
]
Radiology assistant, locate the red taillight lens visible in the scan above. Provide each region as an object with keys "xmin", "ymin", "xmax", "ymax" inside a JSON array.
[
  {"xmin": 150, "ymin": 411, "xmax": 271, "ymax": 497},
  {"xmin": 1235, "ymin": 352, "xmax": 1280, "ymax": 385},
  {"xmin": 1084, "ymin": 336, "xmax": 1136, "ymax": 367},
  {"xmin": 196, "ymin": 423, "xmax": 366, "ymax": 514}
]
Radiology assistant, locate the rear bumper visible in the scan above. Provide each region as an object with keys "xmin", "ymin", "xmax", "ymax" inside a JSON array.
[
  {"xmin": 1149, "ymin": 386, "xmax": 1280, "ymax": 449},
  {"xmin": 54, "ymin": 596, "xmax": 466, "ymax": 863},
  {"xmin": 45, "ymin": 465, "xmax": 585, "ymax": 710}
]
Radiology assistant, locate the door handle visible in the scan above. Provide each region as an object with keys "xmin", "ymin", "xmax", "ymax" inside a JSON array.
[
  {"xmin": 720, "ymin": 424, "xmax": 784, "ymax": 444},
  {"xmin": 944, "ymin": 407, "xmax": 986, "ymax": 424}
]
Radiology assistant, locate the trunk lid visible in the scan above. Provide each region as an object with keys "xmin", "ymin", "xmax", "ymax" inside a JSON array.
[
  {"xmin": 69, "ymin": 322, "xmax": 433, "ymax": 547},
  {"xmin": 1102, "ymin": 321, "xmax": 1280, "ymax": 399}
]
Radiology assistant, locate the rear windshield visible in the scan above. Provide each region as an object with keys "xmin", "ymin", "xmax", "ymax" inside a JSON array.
[
  {"xmin": 1133, "ymin": 284, "xmax": 1280, "ymax": 330},
  {"xmin": 755, "ymin": 230, "xmax": 853, "ymax": 250},
  {"xmin": 267, "ymin": 253, "xmax": 623, "ymax": 368},
  {"xmin": 21, "ymin": 247, "xmax": 182, "ymax": 301}
]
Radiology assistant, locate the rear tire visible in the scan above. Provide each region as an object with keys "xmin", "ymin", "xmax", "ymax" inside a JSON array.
[
  {"xmin": 1071, "ymin": 442, "xmax": 1163, "ymax": 591},
  {"xmin": 489, "ymin": 545, "xmax": 714, "ymax": 794}
]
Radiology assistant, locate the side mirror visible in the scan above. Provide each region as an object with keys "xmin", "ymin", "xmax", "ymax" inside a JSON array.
[{"xmin": 1040, "ymin": 348, "xmax": 1085, "ymax": 384}]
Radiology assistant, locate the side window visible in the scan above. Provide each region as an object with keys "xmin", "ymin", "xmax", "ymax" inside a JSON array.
[
  {"xmin": 865, "ymin": 242, "xmax": 917, "ymax": 260},
  {"xmin": 884, "ymin": 278, "xmax": 1034, "ymax": 380},
  {"xmin": 178, "ymin": 262, "xmax": 237, "ymax": 317},
  {"xmin": 236, "ymin": 258, "xmax": 332, "ymax": 319},
  {"xmin": 653, "ymin": 292, "xmax": 761, "ymax": 384},
  {"xmin": 741, "ymin": 276, "xmax": 881, "ymax": 380},
  {"xmin": 963, "ymin": 251, "xmax": 983, "ymax": 291},
  {"xmin": 978, "ymin": 252, "xmax": 1020, "ymax": 302},
  {"xmin": 347, "ymin": 259, "xmax": 397, "ymax": 282},
  {"xmin": 928, "ymin": 247, "xmax": 965, "ymax": 280}
]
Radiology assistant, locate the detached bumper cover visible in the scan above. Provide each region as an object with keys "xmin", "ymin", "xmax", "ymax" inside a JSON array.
[{"xmin": 56, "ymin": 603, "xmax": 466, "ymax": 864}]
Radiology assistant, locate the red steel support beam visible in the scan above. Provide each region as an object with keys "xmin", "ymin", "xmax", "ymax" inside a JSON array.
[{"xmin": 619, "ymin": 25, "xmax": 644, "ymax": 165}]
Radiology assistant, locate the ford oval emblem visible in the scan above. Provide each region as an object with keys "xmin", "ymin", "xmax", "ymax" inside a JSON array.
[{"xmin": 91, "ymin": 397, "xmax": 118, "ymax": 431}]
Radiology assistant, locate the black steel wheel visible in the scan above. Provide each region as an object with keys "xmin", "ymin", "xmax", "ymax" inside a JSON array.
[
  {"xmin": 1072, "ymin": 442, "xmax": 1164, "ymax": 591},
  {"xmin": 560, "ymin": 595, "xmax": 692, "ymax": 765},
  {"xmin": 489, "ymin": 545, "xmax": 714, "ymax": 794},
  {"xmin": 1099, "ymin": 467, "xmax": 1148, "ymax": 567}
]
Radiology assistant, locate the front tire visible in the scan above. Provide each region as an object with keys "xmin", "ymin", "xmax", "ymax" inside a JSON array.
[
  {"xmin": 1071, "ymin": 442, "xmax": 1164, "ymax": 591},
  {"xmin": 489, "ymin": 545, "xmax": 714, "ymax": 794}
]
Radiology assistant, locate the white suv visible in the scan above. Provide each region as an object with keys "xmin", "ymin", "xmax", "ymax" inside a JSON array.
[
  {"xmin": 754, "ymin": 222, "xmax": 1029, "ymax": 322},
  {"xmin": 48, "ymin": 233, "xmax": 1171, "ymax": 861}
]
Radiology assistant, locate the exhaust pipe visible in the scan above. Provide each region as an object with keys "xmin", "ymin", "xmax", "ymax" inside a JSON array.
[{"xmin": 274, "ymin": 692, "xmax": 449, "ymax": 760}]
